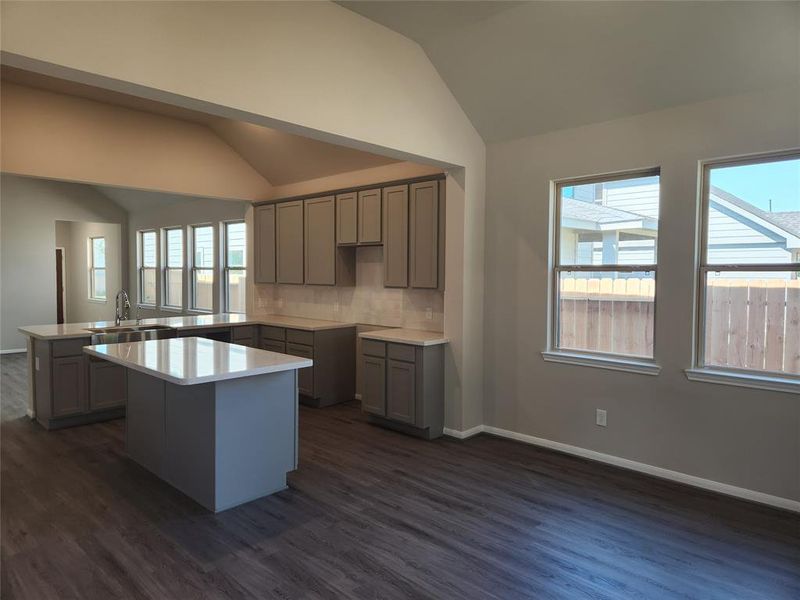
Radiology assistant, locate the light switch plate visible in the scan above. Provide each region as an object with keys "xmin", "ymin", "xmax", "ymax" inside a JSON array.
[{"xmin": 596, "ymin": 409, "xmax": 607, "ymax": 427}]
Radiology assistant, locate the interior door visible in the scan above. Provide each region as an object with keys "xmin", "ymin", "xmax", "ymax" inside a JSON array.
[{"xmin": 55, "ymin": 248, "xmax": 65, "ymax": 324}]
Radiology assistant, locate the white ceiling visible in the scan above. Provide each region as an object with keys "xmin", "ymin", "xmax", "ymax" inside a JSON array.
[
  {"xmin": 1, "ymin": 66, "xmax": 400, "ymax": 186},
  {"xmin": 339, "ymin": 1, "xmax": 800, "ymax": 143},
  {"xmin": 93, "ymin": 186, "xmax": 203, "ymax": 214}
]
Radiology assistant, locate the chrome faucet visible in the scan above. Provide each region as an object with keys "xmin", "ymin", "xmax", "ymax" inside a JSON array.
[{"xmin": 115, "ymin": 290, "xmax": 131, "ymax": 326}]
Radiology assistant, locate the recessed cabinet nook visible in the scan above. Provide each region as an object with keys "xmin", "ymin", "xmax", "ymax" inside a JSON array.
[{"xmin": 253, "ymin": 175, "xmax": 445, "ymax": 289}]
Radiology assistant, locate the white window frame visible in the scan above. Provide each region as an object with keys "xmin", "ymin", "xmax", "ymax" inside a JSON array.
[
  {"xmin": 190, "ymin": 223, "xmax": 215, "ymax": 313},
  {"xmin": 543, "ymin": 167, "xmax": 661, "ymax": 375},
  {"xmin": 138, "ymin": 230, "xmax": 158, "ymax": 307},
  {"xmin": 222, "ymin": 220, "xmax": 246, "ymax": 313},
  {"xmin": 161, "ymin": 226, "xmax": 185, "ymax": 311},
  {"xmin": 88, "ymin": 236, "xmax": 106, "ymax": 301},
  {"xmin": 688, "ymin": 149, "xmax": 800, "ymax": 392}
]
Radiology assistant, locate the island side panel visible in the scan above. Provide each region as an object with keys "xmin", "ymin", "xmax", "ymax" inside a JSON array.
[
  {"xmin": 213, "ymin": 371, "xmax": 297, "ymax": 512},
  {"xmin": 164, "ymin": 382, "xmax": 216, "ymax": 511},
  {"xmin": 126, "ymin": 370, "xmax": 166, "ymax": 479}
]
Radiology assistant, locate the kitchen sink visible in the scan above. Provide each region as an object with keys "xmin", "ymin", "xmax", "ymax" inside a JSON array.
[{"xmin": 88, "ymin": 325, "xmax": 177, "ymax": 345}]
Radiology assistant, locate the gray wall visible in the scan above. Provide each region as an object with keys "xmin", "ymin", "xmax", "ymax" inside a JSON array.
[
  {"xmin": 56, "ymin": 220, "xmax": 123, "ymax": 323},
  {"xmin": 483, "ymin": 85, "xmax": 800, "ymax": 502},
  {"xmin": 0, "ymin": 174, "xmax": 127, "ymax": 350},
  {"xmin": 126, "ymin": 195, "xmax": 248, "ymax": 318}
]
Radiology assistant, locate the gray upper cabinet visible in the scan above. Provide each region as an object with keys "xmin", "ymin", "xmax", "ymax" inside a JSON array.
[
  {"xmin": 304, "ymin": 196, "xmax": 336, "ymax": 285},
  {"xmin": 382, "ymin": 184, "xmax": 409, "ymax": 287},
  {"xmin": 358, "ymin": 188, "xmax": 382, "ymax": 244},
  {"xmin": 254, "ymin": 204, "xmax": 276, "ymax": 283},
  {"xmin": 409, "ymin": 180, "xmax": 439, "ymax": 289},
  {"xmin": 336, "ymin": 192, "xmax": 357, "ymax": 245},
  {"xmin": 276, "ymin": 200, "xmax": 304, "ymax": 284}
]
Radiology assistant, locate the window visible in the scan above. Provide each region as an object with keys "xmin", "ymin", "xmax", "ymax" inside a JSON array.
[
  {"xmin": 89, "ymin": 236, "xmax": 106, "ymax": 300},
  {"xmin": 138, "ymin": 230, "xmax": 157, "ymax": 305},
  {"xmin": 191, "ymin": 224, "xmax": 214, "ymax": 311},
  {"xmin": 163, "ymin": 227, "xmax": 184, "ymax": 309},
  {"xmin": 551, "ymin": 169, "xmax": 660, "ymax": 360},
  {"xmin": 223, "ymin": 221, "xmax": 246, "ymax": 313},
  {"xmin": 697, "ymin": 152, "xmax": 800, "ymax": 378}
]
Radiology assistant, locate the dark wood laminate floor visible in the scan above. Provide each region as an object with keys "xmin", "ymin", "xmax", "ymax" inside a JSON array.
[{"xmin": 1, "ymin": 353, "xmax": 798, "ymax": 599}]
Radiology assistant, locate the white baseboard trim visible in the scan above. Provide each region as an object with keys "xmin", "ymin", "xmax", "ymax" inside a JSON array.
[
  {"xmin": 444, "ymin": 423, "xmax": 799, "ymax": 513},
  {"xmin": 443, "ymin": 424, "xmax": 485, "ymax": 439},
  {"xmin": 0, "ymin": 348, "xmax": 26, "ymax": 355}
]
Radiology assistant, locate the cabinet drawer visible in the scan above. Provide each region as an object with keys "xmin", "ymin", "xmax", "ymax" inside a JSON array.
[
  {"xmin": 285, "ymin": 342, "xmax": 313, "ymax": 359},
  {"xmin": 362, "ymin": 339, "xmax": 386, "ymax": 358},
  {"xmin": 388, "ymin": 343, "xmax": 416, "ymax": 363},
  {"xmin": 260, "ymin": 339, "xmax": 286, "ymax": 354},
  {"xmin": 232, "ymin": 325, "xmax": 256, "ymax": 341},
  {"xmin": 52, "ymin": 337, "xmax": 90, "ymax": 358},
  {"xmin": 286, "ymin": 329, "xmax": 313, "ymax": 346},
  {"xmin": 260, "ymin": 325, "xmax": 286, "ymax": 341}
]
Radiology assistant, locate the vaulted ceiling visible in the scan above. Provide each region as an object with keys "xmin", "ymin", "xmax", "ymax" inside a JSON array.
[
  {"xmin": 339, "ymin": 1, "xmax": 800, "ymax": 143},
  {"xmin": 1, "ymin": 66, "xmax": 401, "ymax": 188}
]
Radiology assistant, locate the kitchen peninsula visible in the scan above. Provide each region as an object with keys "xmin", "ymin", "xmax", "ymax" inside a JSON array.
[
  {"xmin": 85, "ymin": 337, "xmax": 311, "ymax": 512},
  {"xmin": 19, "ymin": 313, "xmax": 357, "ymax": 429}
]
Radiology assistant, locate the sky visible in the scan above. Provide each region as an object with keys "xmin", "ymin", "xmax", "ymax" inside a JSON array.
[{"xmin": 710, "ymin": 158, "xmax": 799, "ymax": 213}]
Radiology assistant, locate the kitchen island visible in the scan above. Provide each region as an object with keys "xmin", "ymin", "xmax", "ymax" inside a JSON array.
[{"xmin": 84, "ymin": 337, "xmax": 312, "ymax": 512}]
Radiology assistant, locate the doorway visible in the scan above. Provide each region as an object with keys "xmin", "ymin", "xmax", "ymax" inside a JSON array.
[{"xmin": 55, "ymin": 248, "xmax": 65, "ymax": 324}]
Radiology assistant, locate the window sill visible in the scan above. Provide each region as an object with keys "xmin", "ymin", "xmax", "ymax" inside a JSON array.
[
  {"xmin": 188, "ymin": 309, "xmax": 214, "ymax": 315},
  {"xmin": 685, "ymin": 368, "xmax": 799, "ymax": 395},
  {"xmin": 87, "ymin": 298, "xmax": 107, "ymax": 304},
  {"xmin": 541, "ymin": 351, "xmax": 660, "ymax": 376},
  {"xmin": 159, "ymin": 306, "xmax": 184, "ymax": 313}
]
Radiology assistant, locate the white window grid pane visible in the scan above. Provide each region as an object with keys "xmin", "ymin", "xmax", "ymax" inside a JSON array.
[
  {"xmin": 697, "ymin": 153, "xmax": 800, "ymax": 378},
  {"xmin": 193, "ymin": 226, "xmax": 214, "ymax": 268},
  {"xmin": 141, "ymin": 231, "xmax": 157, "ymax": 267},
  {"xmin": 225, "ymin": 222, "xmax": 246, "ymax": 268},
  {"xmin": 166, "ymin": 228, "xmax": 184, "ymax": 268}
]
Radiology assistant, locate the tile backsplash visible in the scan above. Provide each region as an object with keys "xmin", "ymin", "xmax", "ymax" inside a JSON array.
[{"xmin": 253, "ymin": 247, "xmax": 444, "ymax": 331}]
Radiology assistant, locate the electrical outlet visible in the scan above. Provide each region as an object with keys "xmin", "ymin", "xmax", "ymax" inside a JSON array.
[
  {"xmin": 425, "ymin": 307, "xmax": 433, "ymax": 320},
  {"xmin": 334, "ymin": 301, "xmax": 340, "ymax": 313},
  {"xmin": 35, "ymin": 357, "xmax": 40, "ymax": 371},
  {"xmin": 277, "ymin": 298, "xmax": 283, "ymax": 308},
  {"xmin": 596, "ymin": 409, "xmax": 607, "ymax": 427},
  {"xmin": 256, "ymin": 297, "xmax": 266, "ymax": 309}
]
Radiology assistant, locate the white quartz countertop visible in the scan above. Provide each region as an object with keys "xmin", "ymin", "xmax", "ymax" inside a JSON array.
[
  {"xmin": 84, "ymin": 337, "xmax": 313, "ymax": 385},
  {"xmin": 19, "ymin": 313, "xmax": 355, "ymax": 340},
  {"xmin": 359, "ymin": 328, "xmax": 448, "ymax": 346}
]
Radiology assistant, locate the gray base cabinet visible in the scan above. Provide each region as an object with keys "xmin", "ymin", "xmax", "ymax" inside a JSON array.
[
  {"xmin": 33, "ymin": 337, "xmax": 125, "ymax": 430},
  {"xmin": 260, "ymin": 325, "xmax": 355, "ymax": 407},
  {"xmin": 360, "ymin": 341, "xmax": 444, "ymax": 439}
]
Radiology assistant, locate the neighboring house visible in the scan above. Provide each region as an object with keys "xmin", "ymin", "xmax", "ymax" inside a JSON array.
[{"xmin": 561, "ymin": 178, "xmax": 800, "ymax": 278}]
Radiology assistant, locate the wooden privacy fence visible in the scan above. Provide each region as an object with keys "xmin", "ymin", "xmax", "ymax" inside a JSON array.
[
  {"xmin": 705, "ymin": 279, "xmax": 800, "ymax": 375},
  {"xmin": 559, "ymin": 277, "xmax": 800, "ymax": 374},
  {"xmin": 559, "ymin": 277, "xmax": 655, "ymax": 357}
]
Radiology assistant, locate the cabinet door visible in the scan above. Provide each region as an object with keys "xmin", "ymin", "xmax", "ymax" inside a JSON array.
[
  {"xmin": 254, "ymin": 204, "xmax": 276, "ymax": 283},
  {"xmin": 336, "ymin": 192, "xmax": 357, "ymax": 245},
  {"xmin": 52, "ymin": 356, "xmax": 86, "ymax": 417},
  {"xmin": 304, "ymin": 196, "xmax": 336, "ymax": 285},
  {"xmin": 89, "ymin": 358, "xmax": 126, "ymax": 410},
  {"xmin": 286, "ymin": 342, "xmax": 314, "ymax": 397},
  {"xmin": 387, "ymin": 359, "xmax": 415, "ymax": 424},
  {"xmin": 409, "ymin": 180, "xmax": 439, "ymax": 289},
  {"xmin": 276, "ymin": 200, "xmax": 304, "ymax": 284},
  {"xmin": 358, "ymin": 188, "xmax": 382, "ymax": 244},
  {"xmin": 361, "ymin": 356, "xmax": 386, "ymax": 416},
  {"xmin": 382, "ymin": 185, "xmax": 409, "ymax": 287}
]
